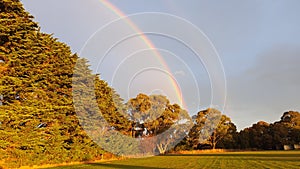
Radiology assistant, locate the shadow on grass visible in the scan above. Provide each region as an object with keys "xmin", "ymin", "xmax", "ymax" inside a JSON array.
[
  {"xmin": 164, "ymin": 153, "xmax": 300, "ymax": 158},
  {"xmin": 88, "ymin": 163, "xmax": 166, "ymax": 169}
]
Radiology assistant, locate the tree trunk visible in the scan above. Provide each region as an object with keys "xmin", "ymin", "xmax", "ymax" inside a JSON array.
[
  {"xmin": 157, "ymin": 143, "xmax": 169, "ymax": 154},
  {"xmin": 212, "ymin": 142, "xmax": 216, "ymax": 149},
  {"xmin": 212, "ymin": 131, "xmax": 217, "ymax": 149}
]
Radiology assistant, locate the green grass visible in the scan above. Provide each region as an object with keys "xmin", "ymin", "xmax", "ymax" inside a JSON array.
[{"xmin": 46, "ymin": 151, "xmax": 300, "ymax": 169}]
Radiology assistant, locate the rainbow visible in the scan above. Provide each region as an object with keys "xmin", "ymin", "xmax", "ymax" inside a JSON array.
[{"xmin": 98, "ymin": 0, "xmax": 188, "ymax": 110}]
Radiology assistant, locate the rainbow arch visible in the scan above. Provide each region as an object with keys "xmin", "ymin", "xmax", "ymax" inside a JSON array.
[{"xmin": 97, "ymin": 0, "xmax": 187, "ymax": 110}]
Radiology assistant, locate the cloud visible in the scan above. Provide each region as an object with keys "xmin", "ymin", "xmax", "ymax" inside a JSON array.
[
  {"xmin": 174, "ymin": 70, "xmax": 186, "ymax": 76},
  {"xmin": 226, "ymin": 45, "xmax": 300, "ymax": 129},
  {"xmin": 248, "ymin": 45, "xmax": 300, "ymax": 86}
]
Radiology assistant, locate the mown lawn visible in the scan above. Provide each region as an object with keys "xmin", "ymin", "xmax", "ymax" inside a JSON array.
[{"xmin": 46, "ymin": 151, "xmax": 300, "ymax": 169}]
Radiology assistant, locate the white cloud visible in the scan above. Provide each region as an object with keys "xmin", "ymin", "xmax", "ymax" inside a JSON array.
[{"xmin": 174, "ymin": 70, "xmax": 186, "ymax": 76}]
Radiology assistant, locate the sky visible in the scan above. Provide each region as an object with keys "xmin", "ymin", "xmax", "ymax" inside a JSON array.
[{"xmin": 21, "ymin": 0, "xmax": 300, "ymax": 130}]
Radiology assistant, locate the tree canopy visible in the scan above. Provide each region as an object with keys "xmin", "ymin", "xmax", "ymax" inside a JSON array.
[
  {"xmin": 0, "ymin": 0, "xmax": 107, "ymax": 167},
  {"xmin": 1, "ymin": 0, "xmax": 300, "ymax": 168}
]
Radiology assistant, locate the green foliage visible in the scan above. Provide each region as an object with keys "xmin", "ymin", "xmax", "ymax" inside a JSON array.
[
  {"xmin": 183, "ymin": 108, "xmax": 237, "ymax": 150},
  {"xmin": 237, "ymin": 111, "xmax": 300, "ymax": 150},
  {"xmin": 183, "ymin": 110, "xmax": 300, "ymax": 151},
  {"xmin": 0, "ymin": 0, "xmax": 194, "ymax": 164},
  {"xmin": 1, "ymin": 1, "xmax": 300, "ymax": 168},
  {"xmin": 0, "ymin": 0, "xmax": 193, "ymax": 165},
  {"xmin": 0, "ymin": 0, "xmax": 110, "ymax": 167},
  {"xmin": 126, "ymin": 94, "xmax": 192, "ymax": 154}
]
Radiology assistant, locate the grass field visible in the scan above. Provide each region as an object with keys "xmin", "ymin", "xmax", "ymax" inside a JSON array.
[{"xmin": 46, "ymin": 151, "xmax": 300, "ymax": 169}]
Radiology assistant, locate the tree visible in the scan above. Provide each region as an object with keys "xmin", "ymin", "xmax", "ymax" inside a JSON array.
[
  {"xmin": 236, "ymin": 128, "xmax": 250, "ymax": 149},
  {"xmin": 0, "ymin": 0, "xmax": 114, "ymax": 167},
  {"xmin": 247, "ymin": 121, "xmax": 272, "ymax": 150},
  {"xmin": 186, "ymin": 108, "xmax": 236, "ymax": 150},
  {"xmin": 236, "ymin": 111, "xmax": 300, "ymax": 150},
  {"xmin": 154, "ymin": 103, "xmax": 192, "ymax": 154},
  {"xmin": 209, "ymin": 114, "xmax": 236, "ymax": 149},
  {"xmin": 215, "ymin": 119, "xmax": 237, "ymax": 149},
  {"xmin": 280, "ymin": 111, "xmax": 300, "ymax": 128},
  {"xmin": 186, "ymin": 108, "xmax": 219, "ymax": 149},
  {"xmin": 126, "ymin": 94, "xmax": 192, "ymax": 154},
  {"xmin": 273, "ymin": 111, "xmax": 300, "ymax": 147}
]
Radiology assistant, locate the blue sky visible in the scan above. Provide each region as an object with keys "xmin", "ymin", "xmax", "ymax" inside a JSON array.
[{"xmin": 21, "ymin": 0, "xmax": 300, "ymax": 130}]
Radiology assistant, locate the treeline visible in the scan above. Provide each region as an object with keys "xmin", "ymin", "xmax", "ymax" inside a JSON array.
[
  {"xmin": 235, "ymin": 111, "xmax": 300, "ymax": 150},
  {"xmin": 0, "ymin": 0, "xmax": 300, "ymax": 168},
  {"xmin": 174, "ymin": 109, "xmax": 300, "ymax": 151}
]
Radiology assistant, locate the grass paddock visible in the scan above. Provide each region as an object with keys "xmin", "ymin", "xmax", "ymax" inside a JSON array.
[{"xmin": 45, "ymin": 151, "xmax": 300, "ymax": 169}]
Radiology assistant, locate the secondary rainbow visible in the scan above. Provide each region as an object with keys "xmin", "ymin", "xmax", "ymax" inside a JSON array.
[{"xmin": 99, "ymin": 0, "xmax": 187, "ymax": 110}]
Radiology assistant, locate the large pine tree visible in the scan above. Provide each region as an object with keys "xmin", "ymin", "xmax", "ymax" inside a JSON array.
[{"xmin": 0, "ymin": 0, "xmax": 118, "ymax": 167}]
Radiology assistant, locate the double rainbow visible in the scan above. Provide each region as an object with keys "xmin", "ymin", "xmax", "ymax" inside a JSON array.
[{"xmin": 99, "ymin": 0, "xmax": 187, "ymax": 111}]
